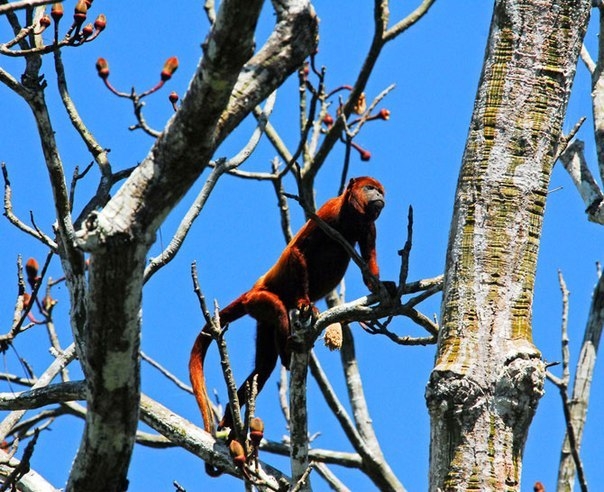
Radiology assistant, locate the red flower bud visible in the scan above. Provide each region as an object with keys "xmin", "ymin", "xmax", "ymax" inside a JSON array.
[
  {"xmin": 249, "ymin": 417, "xmax": 264, "ymax": 446},
  {"xmin": 229, "ymin": 440, "xmax": 246, "ymax": 467},
  {"xmin": 378, "ymin": 108, "xmax": 390, "ymax": 120},
  {"xmin": 94, "ymin": 14, "xmax": 106, "ymax": 31},
  {"xmin": 95, "ymin": 57, "xmax": 109, "ymax": 79},
  {"xmin": 360, "ymin": 149, "xmax": 371, "ymax": 161},
  {"xmin": 322, "ymin": 114, "xmax": 334, "ymax": 126},
  {"xmin": 160, "ymin": 56, "xmax": 179, "ymax": 81},
  {"xmin": 81, "ymin": 23, "xmax": 94, "ymax": 38},
  {"xmin": 51, "ymin": 3, "xmax": 64, "ymax": 22},
  {"xmin": 168, "ymin": 91, "xmax": 179, "ymax": 104},
  {"xmin": 25, "ymin": 258, "xmax": 39, "ymax": 282},
  {"xmin": 39, "ymin": 15, "xmax": 52, "ymax": 29},
  {"xmin": 73, "ymin": 0, "xmax": 87, "ymax": 23}
]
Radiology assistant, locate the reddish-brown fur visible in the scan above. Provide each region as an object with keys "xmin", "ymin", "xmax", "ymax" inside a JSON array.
[{"xmin": 189, "ymin": 177, "xmax": 386, "ymax": 452}]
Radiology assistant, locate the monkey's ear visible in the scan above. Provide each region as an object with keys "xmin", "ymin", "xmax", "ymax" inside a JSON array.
[{"xmin": 347, "ymin": 177, "xmax": 357, "ymax": 189}]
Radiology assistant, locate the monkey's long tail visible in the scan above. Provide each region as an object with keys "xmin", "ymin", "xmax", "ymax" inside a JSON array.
[
  {"xmin": 189, "ymin": 294, "xmax": 246, "ymax": 477},
  {"xmin": 189, "ymin": 294, "xmax": 248, "ymax": 477},
  {"xmin": 189, "ymin": 330, "xmax": 217, "ymax": 435},
  {"xmin": 189, "ymin": 294, "xmax": 248, "ymax": 433}
]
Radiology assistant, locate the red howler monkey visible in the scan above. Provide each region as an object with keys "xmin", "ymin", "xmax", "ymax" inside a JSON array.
[{"xmin": 189, "ymin": 177, "xmax": 388, "ymax": 465}]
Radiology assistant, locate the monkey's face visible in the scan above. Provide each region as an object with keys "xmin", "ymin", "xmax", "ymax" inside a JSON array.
[{"xmin": 363, "ymin": 184, "xmax": 385, "ymax": 220}]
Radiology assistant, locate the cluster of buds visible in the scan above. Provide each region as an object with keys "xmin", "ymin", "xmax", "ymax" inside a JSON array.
[
  {"xmin": 35, "ymin": 2, "xmax": 106, "ymax": 45},
  {"xmin": 224, "ymin": 416, "xmax": 265, "ymax": 477},
  {"xmin": 95, "ymin": 56, "xmax": 180, "ymax": 102},
  {"xmin": 320, "ymin": 90, "xmax": 391, "ymax": 162},
  {"xmin": 22, "ymin": 257, "xmax": 58, "ymax": 322}
]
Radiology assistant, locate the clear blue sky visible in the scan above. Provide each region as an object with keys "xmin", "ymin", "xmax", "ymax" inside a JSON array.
[{"xmin": 0, "ymin": 2, "xmax": 602, "ymax": 490}]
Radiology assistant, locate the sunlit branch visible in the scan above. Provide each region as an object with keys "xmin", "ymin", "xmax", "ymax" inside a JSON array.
[
  {"xmin": 0, "ymin": 343, "xmax": 76, "ymax": 442},
  {"xmin": 308, "ymin": 352, "xmax": 368, "ymax": 454},
  {"xmin": 140, "ymin": 351, "xmax": 192, "ymax": 394},
  {"xmin": 0, "ymin": 381, "xmax": 85, "ymax": 410},
  {"xmin": 384, "ymin": 0, "xmax": 437, "ymax": 42},
  {"xmin": 0, "ymin": 0, "xmax": 54, "ymax": 14},
  {"xmin": 139, "ymin": 393, "xmax": 289, "ymax": 487}
]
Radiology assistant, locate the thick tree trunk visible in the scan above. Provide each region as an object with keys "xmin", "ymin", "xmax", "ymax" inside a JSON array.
[{"xmin": 426, "ymin": 1, "xmax": 591, "ymax": 490}]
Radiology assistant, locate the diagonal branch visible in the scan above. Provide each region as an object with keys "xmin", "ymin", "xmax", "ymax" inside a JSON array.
[
  {"xmin": 0, "ymin": 344, "xmax": 76, "ymax": 442},
  {"xmin": 0, "ymin": 0, "xmax": 54, "ymax": 14},
  {"xmin": 553, "ymin": 266, "xmax": 604, "ymax": 491}
]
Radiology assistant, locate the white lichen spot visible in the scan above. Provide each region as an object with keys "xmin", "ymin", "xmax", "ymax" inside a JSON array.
[{"xmin": 102, "ymin": 349, "xmax": 135, "ymax": 390}]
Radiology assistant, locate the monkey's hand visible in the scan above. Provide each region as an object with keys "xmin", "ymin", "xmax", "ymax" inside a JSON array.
[
  {"xmin": 288, "ymin": 302, "xmax": 319, "ymax": 354},
  {"xmin": 294, "ymin": 300, "xmax": 319, "ymax": 330}
]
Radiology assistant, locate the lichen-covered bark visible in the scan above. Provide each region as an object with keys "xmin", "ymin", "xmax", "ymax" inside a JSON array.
[{"xmin": 425, "ymin": 1, "xmax": 591, "ymax": 490}]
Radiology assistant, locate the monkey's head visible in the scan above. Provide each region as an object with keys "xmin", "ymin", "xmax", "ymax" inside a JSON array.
[{"xmin": 347, "ymin": 177, "xmax": 385, "ymax": 221}]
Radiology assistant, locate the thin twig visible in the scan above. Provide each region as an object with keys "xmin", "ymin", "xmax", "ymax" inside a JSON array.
[
  {"xmin": 308, "ymin": 352, "xmax": 367, "ymax": 452},
  {"xmin": 3, "ymin": 251, "xmax": 54, "ymax": 344},
  {"xmin": 384, "ymin": 0, "xmax": 437, "ymax": 42},
  {"xmin": 290, "ymin": 461, "xmax": 315, "ymax": 492},
  {"xmin": 397, "ymin": 205, "xmax": 413, "ymax": 297},
  {"xmin": 0, "ymin": 428, "xmax": 39, "ymax": 492},
  {"xmin": 0, "ymin": 343, "xmax": 77, "ymax": 442},
  {"xmin": 313, "ymin": 462, "xmax": 351, "ymax": 492},
  {"xmin": 547, "ymin": 271, "xmax": 589, "ymax": 492},
  {"xmin": 140, "ymin": 352, "xmax": 192, "ymax": 393}
]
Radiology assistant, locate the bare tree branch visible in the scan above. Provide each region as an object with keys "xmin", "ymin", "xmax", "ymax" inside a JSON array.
[
  {"xmin": 559, "ymin": 139, "xmax": 604, "ymax": 223},
  {"xmin": 554, "ymin": 266, "xmax": 604, "ymax": 491},
  {"xmin": 0, "ymin": 381, "xmax": 85, "ymax": 410},
  {"xmin": 0, "ymin": 0, "xmax": 54, "ymax": 15},
  {"xmin": 139, "ymin": 393, "xmax": 289, "ymax": 488},
  {"xmin": 0, "ymin": 344, "xmax": 76, "ymax": 442}
]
